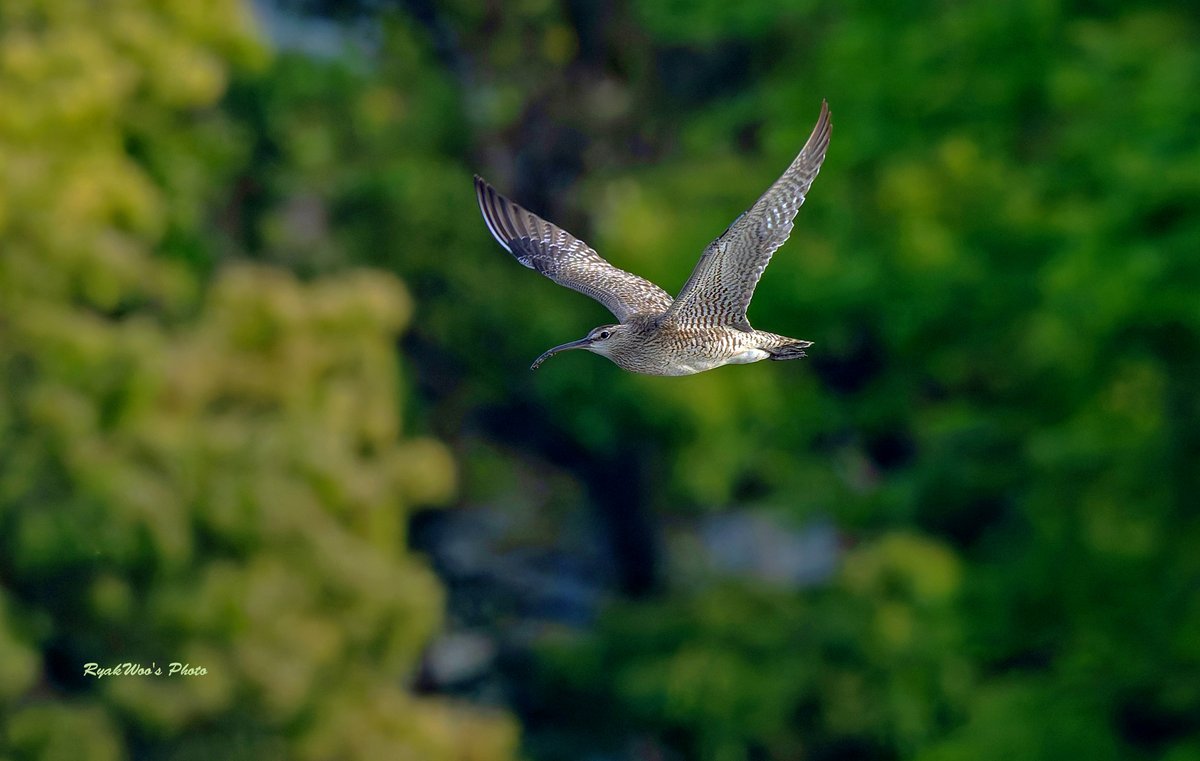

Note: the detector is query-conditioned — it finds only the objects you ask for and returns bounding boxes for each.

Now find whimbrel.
[475,100,831,376]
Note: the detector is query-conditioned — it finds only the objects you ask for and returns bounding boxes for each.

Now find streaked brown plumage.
[475,100,831,376]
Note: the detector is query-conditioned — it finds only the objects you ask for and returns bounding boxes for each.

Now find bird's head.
[530,324,628,370]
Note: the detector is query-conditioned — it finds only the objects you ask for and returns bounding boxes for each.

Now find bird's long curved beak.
[530,337,593,370]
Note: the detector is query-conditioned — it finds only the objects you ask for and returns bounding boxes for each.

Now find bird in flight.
[475,100,831,376]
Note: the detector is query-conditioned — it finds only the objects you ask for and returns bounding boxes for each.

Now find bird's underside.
[475,100,831,376]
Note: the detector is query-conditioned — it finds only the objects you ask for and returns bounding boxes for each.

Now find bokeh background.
[2,0,1198,759]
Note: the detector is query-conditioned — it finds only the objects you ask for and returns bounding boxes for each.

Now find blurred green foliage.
[224,1,1197,759]
[0,1,514,758]
[538,533,968,760]
[3,0,1199,759]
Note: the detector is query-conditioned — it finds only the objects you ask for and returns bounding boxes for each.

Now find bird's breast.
[609,327,770,376]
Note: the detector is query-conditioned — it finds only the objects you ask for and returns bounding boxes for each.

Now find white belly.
[662,348,770,375]
[726,348,771,364]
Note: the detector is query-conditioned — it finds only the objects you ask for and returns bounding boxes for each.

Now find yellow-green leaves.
[0,2,514,759]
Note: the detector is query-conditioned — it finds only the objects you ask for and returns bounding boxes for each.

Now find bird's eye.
[598,330,611,339]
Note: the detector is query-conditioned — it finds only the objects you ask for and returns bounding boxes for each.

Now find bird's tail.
[765,338,813,361]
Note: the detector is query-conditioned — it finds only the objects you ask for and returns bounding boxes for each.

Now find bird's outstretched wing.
[475,176,674,323]
[663,100,831,332]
